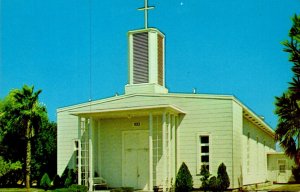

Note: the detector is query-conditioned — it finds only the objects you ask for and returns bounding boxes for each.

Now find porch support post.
[167,113,171,189]
[175,115,179,171]
[162,112,167,191]
[149,113,153,191]
[78,117,82,185]
[89,118,94,191]
[171,115,176,181]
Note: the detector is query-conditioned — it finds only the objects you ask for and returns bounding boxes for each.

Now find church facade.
[57,26,277,190]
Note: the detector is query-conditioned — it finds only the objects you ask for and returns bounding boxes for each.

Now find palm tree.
[275,92,300,165]
[12,85,45,190]
[275,14,300,166]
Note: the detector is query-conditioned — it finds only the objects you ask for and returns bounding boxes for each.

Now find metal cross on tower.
[138,0,154,29]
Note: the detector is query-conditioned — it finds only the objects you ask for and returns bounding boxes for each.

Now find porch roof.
[70,104,185,119]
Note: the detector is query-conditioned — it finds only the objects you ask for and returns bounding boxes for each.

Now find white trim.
[88,118,94,191]
[162,112,167,191]
[148,30,158,84]
[128,33,133,84]
[71,104,185,116]
[171,114,176,182]
[77,117,82,185]
[97,120,102,177]
[149,113,153,190]
[196,133,211,174]
[167,113,171,188]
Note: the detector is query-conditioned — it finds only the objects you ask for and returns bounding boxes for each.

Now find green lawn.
[0,188,45,192]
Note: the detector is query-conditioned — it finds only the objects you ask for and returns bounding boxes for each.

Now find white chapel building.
[57,4,279,191]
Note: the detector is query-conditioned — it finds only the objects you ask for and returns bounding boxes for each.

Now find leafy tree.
[292,166,300,182]
[275,14,300,165]
[0,157,22,177]
[217,163,230,191]
[0,85,46,189]
[0,160,23,186]
[175,162,193,192]
[31,121,57,180]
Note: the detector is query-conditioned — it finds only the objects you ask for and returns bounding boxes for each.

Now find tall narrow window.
[74,139,80,170]
[200,135,210,171]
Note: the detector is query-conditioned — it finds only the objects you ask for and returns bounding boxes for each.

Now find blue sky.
[1,0,300,128]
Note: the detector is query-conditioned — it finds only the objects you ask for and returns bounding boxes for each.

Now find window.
[278,160,286,173]
[198,135,210,172]
[74,139,80,169]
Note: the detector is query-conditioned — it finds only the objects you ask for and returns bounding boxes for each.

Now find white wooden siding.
[232,101,243,188]
[57,111,79,175]
[99,117,148,188]
[57,93,275,189]
[242,118,276,185]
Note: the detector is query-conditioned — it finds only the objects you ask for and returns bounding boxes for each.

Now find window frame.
[197,133,211,174]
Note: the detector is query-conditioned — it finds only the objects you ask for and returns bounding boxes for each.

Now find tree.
[0,157,22,177]
[3,85,45,190]
[175,162,193,192]
[275,14,300,165]
[31,121,57,180]
[217,163,230,191]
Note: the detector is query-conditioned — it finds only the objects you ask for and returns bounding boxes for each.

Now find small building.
[267,152,296,184]
[57,3,278,191]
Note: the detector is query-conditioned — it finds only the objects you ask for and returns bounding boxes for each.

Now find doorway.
[122,130,149,190]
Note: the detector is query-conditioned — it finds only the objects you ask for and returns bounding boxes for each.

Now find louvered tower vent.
[125,28,168,94]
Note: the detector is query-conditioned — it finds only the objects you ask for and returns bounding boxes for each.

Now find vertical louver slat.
[157,34,164,86]
[133,32,149,84]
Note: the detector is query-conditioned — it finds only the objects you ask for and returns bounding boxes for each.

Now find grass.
[0,188,45,192]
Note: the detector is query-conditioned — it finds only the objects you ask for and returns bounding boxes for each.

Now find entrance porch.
[72,105,185,191]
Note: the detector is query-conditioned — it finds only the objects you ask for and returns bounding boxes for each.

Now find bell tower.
[125,0,168,94]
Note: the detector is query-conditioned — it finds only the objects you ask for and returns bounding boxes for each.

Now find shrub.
[200,165,210,191]
[40,173,51,190]
[217,162,230,191]
[175,162,193,192]
[53,174,63,188]
[69,184,88,192]
[110,187,134,192]
[292,165,300,182]
[0,157,22,187]
[52,184,88,192]
[208,176,219,191]
[52,189,71,192]
[64,169,76,187]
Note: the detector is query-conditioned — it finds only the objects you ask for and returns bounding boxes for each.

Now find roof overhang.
[243,108,275,138]
[71,104,185,119]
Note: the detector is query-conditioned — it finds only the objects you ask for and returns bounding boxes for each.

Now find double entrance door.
[123,131,149,190]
